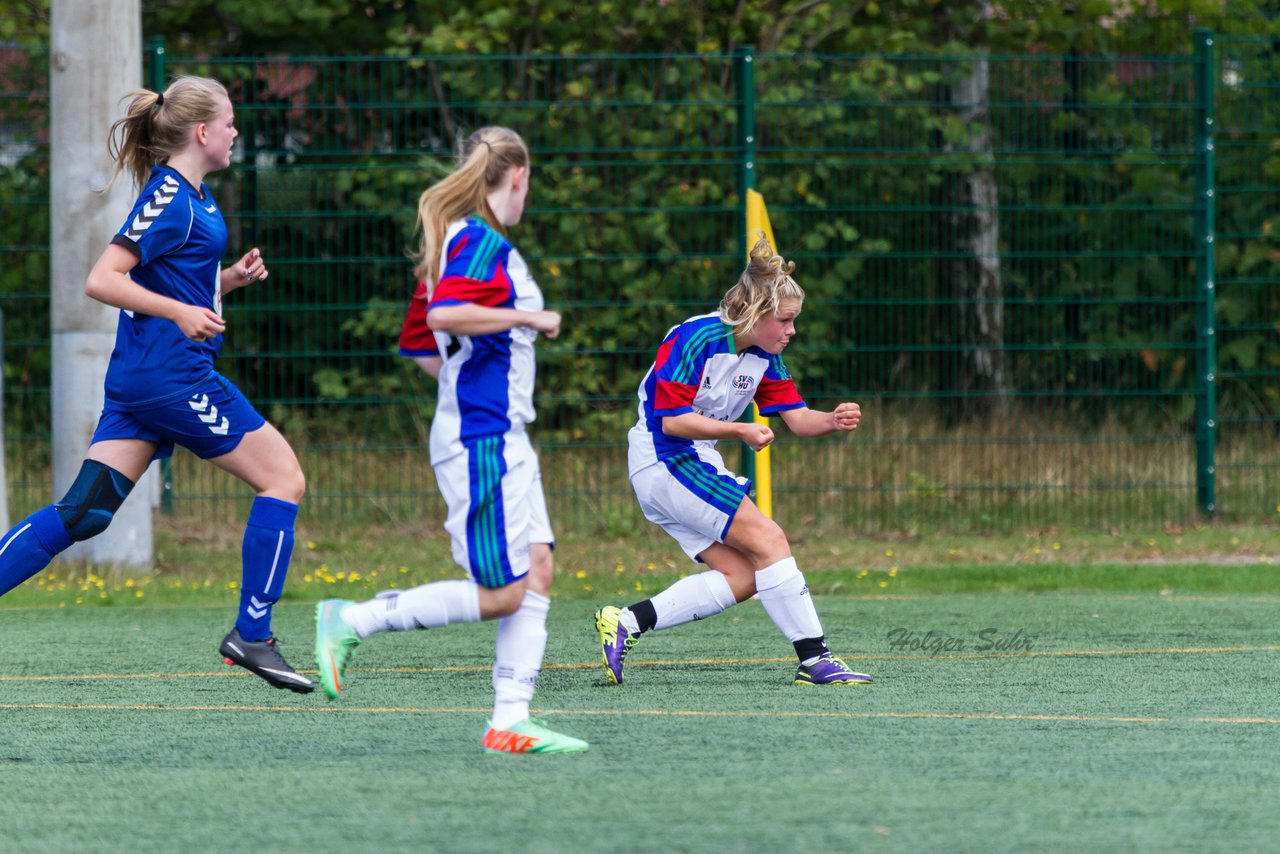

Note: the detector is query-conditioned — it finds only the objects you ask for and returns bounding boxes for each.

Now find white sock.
[618,608,641,635]
[342,579,481,638]
[491,590,549,729]
[650,571,737,631]
[754,557,824,642]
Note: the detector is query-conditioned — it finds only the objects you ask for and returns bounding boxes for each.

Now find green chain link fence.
[1,36,1276,535]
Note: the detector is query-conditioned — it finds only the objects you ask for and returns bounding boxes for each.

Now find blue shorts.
[92,373,267,461]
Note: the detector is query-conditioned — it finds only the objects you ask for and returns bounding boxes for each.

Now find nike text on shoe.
[314,598,362,699]
[219,628,315,693]
[793,653,874,686]
[481,717,589,755]
[594,605,638,685]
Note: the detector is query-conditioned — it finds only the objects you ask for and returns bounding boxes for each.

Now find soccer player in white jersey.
[315,127,587,755]
[594,236,874,687]
[0,77,313,692]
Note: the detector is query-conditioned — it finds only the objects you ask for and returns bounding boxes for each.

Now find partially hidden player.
[315,127,587,754]
[593,236,875,687]
[0,77,313,693]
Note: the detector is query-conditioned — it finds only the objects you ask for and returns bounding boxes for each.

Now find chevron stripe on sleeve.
[124,175,181,242]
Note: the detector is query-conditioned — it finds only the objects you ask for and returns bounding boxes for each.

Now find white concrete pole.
[50,0,154,568]
[0,311,8,531]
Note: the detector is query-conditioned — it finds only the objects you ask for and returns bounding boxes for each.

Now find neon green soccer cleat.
[594,605,638,685]
[314,598,361,699]
[482,717,589,755]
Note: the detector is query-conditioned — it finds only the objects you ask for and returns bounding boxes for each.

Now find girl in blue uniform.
[0,77,313,693]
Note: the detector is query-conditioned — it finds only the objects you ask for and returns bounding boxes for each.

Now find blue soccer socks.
[236,496,299,641]
[0,506,73,597]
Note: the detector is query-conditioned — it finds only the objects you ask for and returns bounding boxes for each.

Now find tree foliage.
[2,0,1279,442]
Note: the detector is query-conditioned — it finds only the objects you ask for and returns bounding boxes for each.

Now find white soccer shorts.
[433,430,553,588]
[630,447,750,561]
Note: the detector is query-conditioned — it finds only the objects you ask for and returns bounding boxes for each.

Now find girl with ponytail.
[0,76,313,694]
[316,127,588,755]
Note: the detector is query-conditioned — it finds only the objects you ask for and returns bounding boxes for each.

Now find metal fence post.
[735,45,757,494]
[1193,29,1217,516]
[147,35,175,515]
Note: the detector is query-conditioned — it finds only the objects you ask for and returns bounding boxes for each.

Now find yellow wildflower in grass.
[575,570,586,579]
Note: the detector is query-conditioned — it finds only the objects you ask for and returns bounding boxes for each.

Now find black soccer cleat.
[219,628,315,694]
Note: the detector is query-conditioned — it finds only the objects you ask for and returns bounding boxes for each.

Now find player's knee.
[54,460,135,542]
[739,517,789,566]
[284,465,306,503]
[527,544,554,593]
[483,582,526,618]
[760,518,789,554]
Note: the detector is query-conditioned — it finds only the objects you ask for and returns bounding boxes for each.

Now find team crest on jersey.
[732,374,756,393]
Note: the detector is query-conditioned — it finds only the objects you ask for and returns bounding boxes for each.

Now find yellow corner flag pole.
[745,189,775,519]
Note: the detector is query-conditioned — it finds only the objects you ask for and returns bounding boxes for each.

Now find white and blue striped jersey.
[105,165,228,409]
[426,217,543,464]
[627,312,805,477]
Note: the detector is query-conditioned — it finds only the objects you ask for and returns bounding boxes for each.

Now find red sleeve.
[651,335,698,414]
[398,280,439,357]
[755,376,804,413]
[428,222,515,309]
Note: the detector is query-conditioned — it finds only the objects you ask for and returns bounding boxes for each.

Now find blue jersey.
[104,166,228,409]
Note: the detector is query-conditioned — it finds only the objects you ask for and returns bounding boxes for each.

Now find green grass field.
[4,579,1280,852]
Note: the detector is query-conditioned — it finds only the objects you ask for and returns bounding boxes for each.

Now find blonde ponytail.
[105,76,229,192]
[412,126,530,290]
